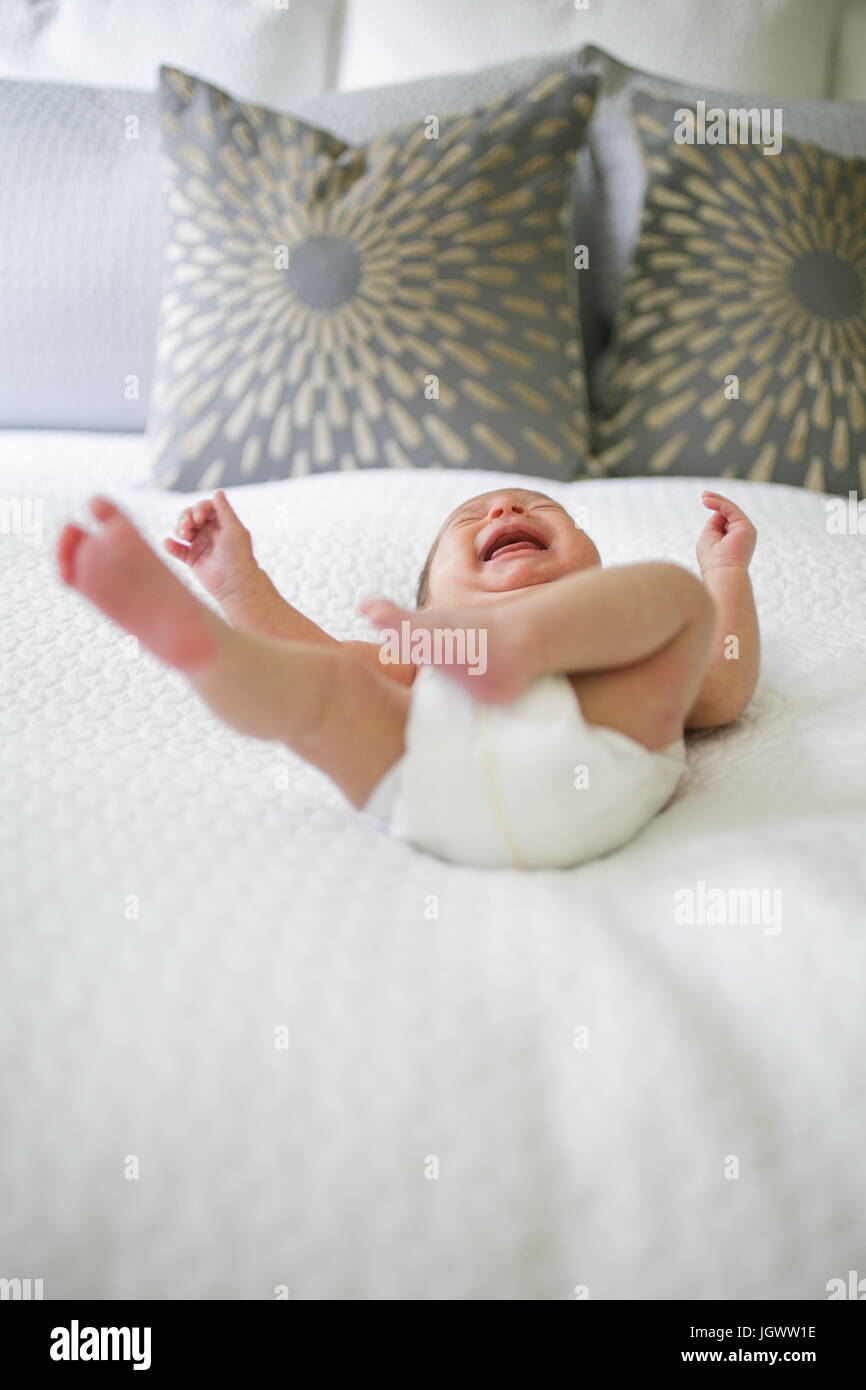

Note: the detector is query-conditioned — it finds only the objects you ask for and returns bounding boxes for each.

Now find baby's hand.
[164,489,256,602]
[696,491,757,574]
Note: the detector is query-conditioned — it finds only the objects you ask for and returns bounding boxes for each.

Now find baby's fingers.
[701,510,727,535]
[702,490,749,522]
[192,499,216,527]
[163,537,190,564]
[213,488,237,520]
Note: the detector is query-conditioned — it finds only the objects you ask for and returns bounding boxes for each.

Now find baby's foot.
[164,489,256,603]
[360,596,524,704]
[58,498,216,670]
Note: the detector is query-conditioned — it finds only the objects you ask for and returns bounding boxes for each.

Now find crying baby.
[57,485,759,868]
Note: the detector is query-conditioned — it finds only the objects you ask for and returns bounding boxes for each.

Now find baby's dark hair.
[415,534,440,608]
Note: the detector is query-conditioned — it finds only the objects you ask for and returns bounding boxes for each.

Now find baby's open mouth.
[481,526,549,562]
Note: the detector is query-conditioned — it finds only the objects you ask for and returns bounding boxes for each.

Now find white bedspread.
[1,429,864,1300]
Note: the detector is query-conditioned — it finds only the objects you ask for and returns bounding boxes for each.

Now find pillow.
[336,0,841,100]
[0,0,342,105]
[594,92,866,496]
[0,76,163,430]
[0,52,596,434]
[147,65,597,490]
[0,51,594,432]
[573,46,866,400]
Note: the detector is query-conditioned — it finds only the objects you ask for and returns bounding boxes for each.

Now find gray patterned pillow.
[594,91,866,497]
[573,45,866,408]
[148,65,597,490]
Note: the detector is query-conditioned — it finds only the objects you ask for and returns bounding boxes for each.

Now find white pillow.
[337,0,841,99]
[0,0,342,105]
[833,0,866,98]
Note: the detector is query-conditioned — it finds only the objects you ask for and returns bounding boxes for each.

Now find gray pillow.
[573,45,866,405]
[594,91,866,497]
[0,51,594,434]
[147,64,598,490]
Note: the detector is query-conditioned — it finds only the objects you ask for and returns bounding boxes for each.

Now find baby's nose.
[488,501,525,519]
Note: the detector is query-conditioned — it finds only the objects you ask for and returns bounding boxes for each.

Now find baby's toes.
[89,496,123,524]
[57,523,89,585]
[360,597,406,628]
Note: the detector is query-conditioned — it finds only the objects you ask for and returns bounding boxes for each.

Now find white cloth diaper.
[363,666,686,870]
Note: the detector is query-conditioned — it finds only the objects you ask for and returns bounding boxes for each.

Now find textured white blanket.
[1,431,864,1299]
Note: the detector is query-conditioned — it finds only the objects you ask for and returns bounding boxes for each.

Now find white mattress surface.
[1,429,864,1299]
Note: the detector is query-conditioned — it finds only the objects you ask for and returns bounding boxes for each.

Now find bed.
[2,428,864,1299]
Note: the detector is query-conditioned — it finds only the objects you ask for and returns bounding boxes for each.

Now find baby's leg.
[365,561,715,751]
[58,500,409,807]
[568,610,714,751]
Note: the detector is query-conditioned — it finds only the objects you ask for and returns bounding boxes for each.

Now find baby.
[57,486,759,869]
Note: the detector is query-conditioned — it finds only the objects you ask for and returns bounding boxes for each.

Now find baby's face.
[425,488,601,607]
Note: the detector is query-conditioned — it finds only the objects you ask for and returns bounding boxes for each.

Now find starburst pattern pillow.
[595,91,866,497]
[147,65,597,490]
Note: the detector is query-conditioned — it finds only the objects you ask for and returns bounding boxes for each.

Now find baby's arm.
[166,493,415,681]
[685,492,760,729]
[217,564,340,645]
[686,566,759,728]
[165,491,338,646]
